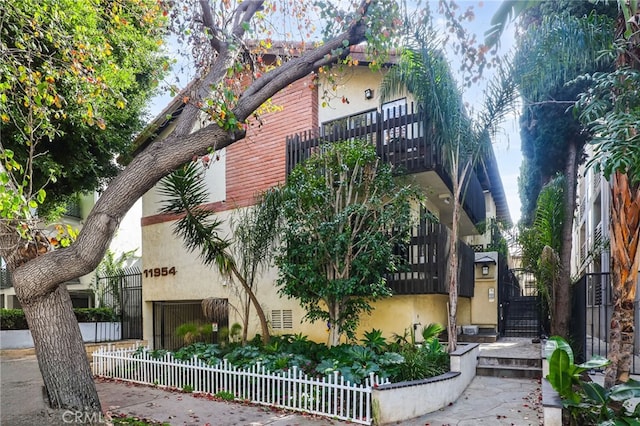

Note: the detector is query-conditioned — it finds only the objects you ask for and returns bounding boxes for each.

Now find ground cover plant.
[545,336,640,424]
[135,326,449,385]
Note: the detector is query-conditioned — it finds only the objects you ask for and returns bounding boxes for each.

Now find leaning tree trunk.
[553,140,579,338]
[229,263,270,344]
[604,171,640,388]
[19,284,101,414]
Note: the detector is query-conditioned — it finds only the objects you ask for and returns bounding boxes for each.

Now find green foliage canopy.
[513,9,614,223]
[0,0,167,216]
[275,139,422,343]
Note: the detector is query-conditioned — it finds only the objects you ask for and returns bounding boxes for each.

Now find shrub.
[75,307,118,322]
[175,322,213,345]
[545,336,640,425]
[0,309,28,330]
[158,327,449,386]
[1,307,118,330]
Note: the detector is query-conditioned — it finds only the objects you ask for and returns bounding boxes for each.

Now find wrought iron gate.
[153,299,229,351]
[96,267,143,340]
[498,262,544,338]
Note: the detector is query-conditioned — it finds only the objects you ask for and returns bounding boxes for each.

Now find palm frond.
[158,162,234,275]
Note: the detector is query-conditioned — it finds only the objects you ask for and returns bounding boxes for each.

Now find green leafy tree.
[575,1,640,387]
[490,0,640,387]
[0,0,166,413]
[0,0,399,416]
[498,4,614,338]
[275,139,422,347]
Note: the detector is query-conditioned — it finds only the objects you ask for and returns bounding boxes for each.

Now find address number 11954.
[144,267,177,278]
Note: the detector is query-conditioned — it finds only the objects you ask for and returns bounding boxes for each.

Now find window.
[381,98,407,120]
[381,98,408,145]
[271,309,293,329]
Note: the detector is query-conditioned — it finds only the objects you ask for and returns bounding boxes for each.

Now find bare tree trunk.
[605,171,640,388]
[242,295,250,344]
[229,263,270,343]
[447,182,461,353]
[328,302,342,347]
[553,141,578,338]
[20,284,101,414]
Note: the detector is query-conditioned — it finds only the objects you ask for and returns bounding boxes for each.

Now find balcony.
[285,102,486,235]
[387,218,475,297]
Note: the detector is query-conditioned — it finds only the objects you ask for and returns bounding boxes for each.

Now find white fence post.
[92,345,377,425]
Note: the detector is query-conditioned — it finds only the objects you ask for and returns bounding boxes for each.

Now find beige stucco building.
[139,63,511,350]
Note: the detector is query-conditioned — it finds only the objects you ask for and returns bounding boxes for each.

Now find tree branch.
[232,0,263,40]
[199,0,223,54]
[10,0,380,301]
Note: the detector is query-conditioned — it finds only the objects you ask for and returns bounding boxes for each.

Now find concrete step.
[459,333,499,343]
[478,355,541,369]
[476,354,542,379]
[476,364,542,379]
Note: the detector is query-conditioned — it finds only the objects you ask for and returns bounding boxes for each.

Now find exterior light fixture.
[438,193,451,204]
[482,265,489,276]
[364,88,373,99]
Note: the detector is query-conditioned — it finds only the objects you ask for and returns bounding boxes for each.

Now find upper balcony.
[285,102,486,236]
[387,218,475,297]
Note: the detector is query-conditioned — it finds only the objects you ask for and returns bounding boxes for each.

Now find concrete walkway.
[1,338,543,425]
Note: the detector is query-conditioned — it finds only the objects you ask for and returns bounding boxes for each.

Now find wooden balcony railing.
[285,102,486,227]
[387,219,475,297]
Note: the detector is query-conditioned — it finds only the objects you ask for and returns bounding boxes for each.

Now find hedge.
[0,307,118,330]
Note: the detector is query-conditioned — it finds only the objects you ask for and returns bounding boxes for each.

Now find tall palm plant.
[380,17,516,350]
[158,162,271,344]
[575,1,640,386]
[518,175,566,333]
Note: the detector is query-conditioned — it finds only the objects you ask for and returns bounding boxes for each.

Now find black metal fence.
[153,300,229,351]
[572,273,640,374]
[285,101,486,227]
[96,267,143,341]
[0,268,12,289]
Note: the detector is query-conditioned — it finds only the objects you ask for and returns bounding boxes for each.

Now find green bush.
[1,307,118,330]
[0,309,28,330]
[161,327,449,385]
[545,336,640,425]
[74,307,119,323]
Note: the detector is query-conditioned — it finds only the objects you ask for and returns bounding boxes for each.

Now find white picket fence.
[92,345,386,425]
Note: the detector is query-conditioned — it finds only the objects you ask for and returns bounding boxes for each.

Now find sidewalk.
[1,339,543,425]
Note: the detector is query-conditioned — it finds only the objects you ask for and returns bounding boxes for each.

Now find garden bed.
[372,342,479,424]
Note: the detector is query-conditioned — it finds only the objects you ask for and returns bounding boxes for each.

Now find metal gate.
[153,299,229,351]
[96,267,143,340]
[572,273,639,373]
[498,260,544,338]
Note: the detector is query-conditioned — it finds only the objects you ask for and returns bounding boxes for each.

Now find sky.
[146,0,524,226]
[443,0,523,225]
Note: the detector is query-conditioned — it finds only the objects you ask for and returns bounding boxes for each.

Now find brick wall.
[224,77,318,210]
